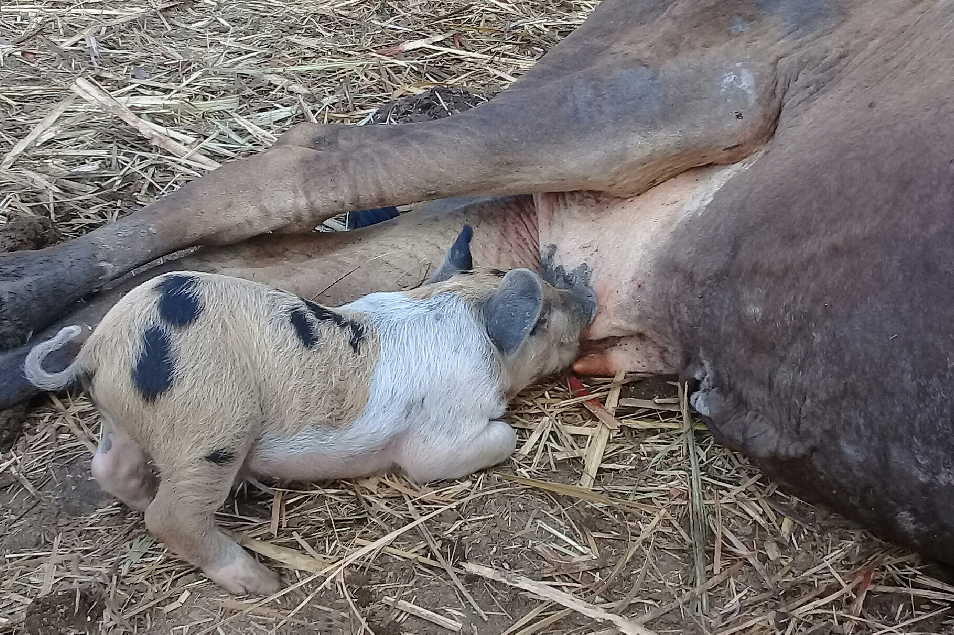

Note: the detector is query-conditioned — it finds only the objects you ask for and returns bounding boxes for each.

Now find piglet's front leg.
[398,419,517,483]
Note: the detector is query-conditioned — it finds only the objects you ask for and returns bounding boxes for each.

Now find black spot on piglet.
[289,306,319,348]
[133,326,174,402]
[303,299,366,353]
[157,275,203,327]
[205,448,236,465]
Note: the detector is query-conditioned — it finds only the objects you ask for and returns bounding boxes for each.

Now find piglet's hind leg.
[144,445,280,596]
[401,419,517,483]
[90,416,157,512]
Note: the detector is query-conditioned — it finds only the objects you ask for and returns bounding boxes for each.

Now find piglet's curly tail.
[23,325,89,392]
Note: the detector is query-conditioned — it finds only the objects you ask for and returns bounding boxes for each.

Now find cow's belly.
[535,157,761,376]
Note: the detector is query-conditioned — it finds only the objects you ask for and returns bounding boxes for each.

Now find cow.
[3,0,954,567]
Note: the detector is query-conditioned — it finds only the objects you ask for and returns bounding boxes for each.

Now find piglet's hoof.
[205,555,282,596]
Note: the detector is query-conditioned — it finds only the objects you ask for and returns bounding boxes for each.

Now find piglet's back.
[85,272,378,457]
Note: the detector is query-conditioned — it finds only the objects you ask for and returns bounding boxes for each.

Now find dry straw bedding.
[1,1,952,633]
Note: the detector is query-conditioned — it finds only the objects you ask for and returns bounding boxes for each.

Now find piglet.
[23,226,593,595]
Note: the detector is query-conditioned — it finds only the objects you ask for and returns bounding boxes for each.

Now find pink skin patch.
[534,161,761,377]
[535,189,683,377]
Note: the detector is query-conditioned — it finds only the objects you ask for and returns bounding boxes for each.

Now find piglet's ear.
[483,269,544,356]
[428,225,474,284]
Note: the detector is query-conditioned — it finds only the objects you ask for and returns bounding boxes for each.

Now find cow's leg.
[0,0,789,346]
[1,196,540,410]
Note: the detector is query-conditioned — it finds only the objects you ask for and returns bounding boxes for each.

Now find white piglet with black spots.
[23,225,593,595]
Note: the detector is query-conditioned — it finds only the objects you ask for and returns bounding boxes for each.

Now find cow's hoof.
[0,336,83,410]
[0,245,101,351]
[0,216,73,351]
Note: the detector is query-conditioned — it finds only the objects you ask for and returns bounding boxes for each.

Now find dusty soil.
[369,86,490,125]
[22,586,104,635]
[0,216,60,256]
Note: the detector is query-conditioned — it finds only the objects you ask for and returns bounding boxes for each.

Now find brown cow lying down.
[22,228,591,594]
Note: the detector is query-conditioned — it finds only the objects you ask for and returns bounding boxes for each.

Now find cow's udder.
[534,158,762,377]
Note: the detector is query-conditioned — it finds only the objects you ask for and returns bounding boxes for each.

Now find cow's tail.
[23,325,90,392]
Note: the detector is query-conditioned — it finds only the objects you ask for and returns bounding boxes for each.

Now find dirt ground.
[2,1,954,634]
